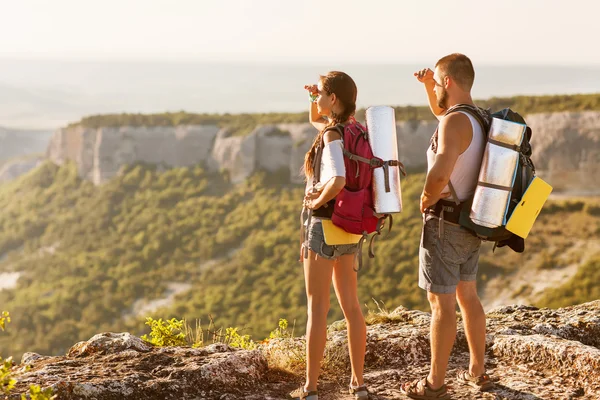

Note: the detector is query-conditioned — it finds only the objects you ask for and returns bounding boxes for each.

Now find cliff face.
[527,111,600,192]
[45,111,600,190]
[46,120,439,185]
[8,300,600,399]
[46,125,220,184]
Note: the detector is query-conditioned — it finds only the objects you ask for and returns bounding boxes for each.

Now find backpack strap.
[302,124,346,260]
[354,235,368,272]
[368,214,392,257]
[343,150,407,191]
[431,104,490,154]
[447,181,460,206]
[432,104,489,205]
[302,129,329,259]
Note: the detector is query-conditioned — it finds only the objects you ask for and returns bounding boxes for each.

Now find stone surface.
[528,111,600,193]
[7,301,600,399]
[45,120,438,185]
[45,112,600,191]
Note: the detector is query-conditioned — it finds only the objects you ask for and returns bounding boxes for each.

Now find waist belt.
[312,199,335,219]
[425,199,463,225]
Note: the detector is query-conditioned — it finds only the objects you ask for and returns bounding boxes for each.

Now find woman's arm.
[309,101,328,131]
[305,84,328,131]
[305,129,345,208]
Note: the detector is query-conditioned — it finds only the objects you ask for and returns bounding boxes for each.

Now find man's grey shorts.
[308,220,358,259]
[419,215,482,294]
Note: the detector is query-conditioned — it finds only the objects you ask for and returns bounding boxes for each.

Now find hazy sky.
[1,0,596,65]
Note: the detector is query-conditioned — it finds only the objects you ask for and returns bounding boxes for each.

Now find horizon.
[1,61,600,130]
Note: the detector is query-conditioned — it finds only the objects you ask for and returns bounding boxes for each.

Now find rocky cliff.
[526,111,600,193]
[46,112,600,190]
[6,301,600,399]
[46,120,439,185]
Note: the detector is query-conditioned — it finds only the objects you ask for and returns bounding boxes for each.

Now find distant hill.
[0,126,53,162]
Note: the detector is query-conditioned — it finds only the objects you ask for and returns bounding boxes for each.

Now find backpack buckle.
[369,157,384,167]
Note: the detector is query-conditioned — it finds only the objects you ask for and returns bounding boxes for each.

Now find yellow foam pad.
[321,220,363,245]
[506,177,553,239]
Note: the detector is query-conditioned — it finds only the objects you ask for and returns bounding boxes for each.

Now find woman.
[290,71,369,400]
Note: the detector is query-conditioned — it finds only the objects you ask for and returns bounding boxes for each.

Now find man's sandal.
[456,370,493,391]
[349,385,369,399]
[400,377,450,399]
[289,386,318,400]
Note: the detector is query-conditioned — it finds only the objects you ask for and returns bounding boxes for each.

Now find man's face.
[433,67,448,109]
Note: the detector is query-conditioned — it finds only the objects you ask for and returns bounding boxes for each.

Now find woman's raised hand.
[304,84,318,95]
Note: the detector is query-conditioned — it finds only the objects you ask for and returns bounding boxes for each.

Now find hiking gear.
[349,384,369,399]
[301,120,406,271]
[400,378,450,399]
[306,220,359,260]
[321,219,363,245]
[470,117,527,229]
[289,387,318,400]
[456,370,494,391]
[366,106,403,214]
[429,104,537,253]
[505,176,553,239]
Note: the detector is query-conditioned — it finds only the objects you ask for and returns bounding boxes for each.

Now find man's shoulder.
[439,112,472,135]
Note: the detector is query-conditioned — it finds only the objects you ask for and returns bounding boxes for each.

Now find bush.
[585,203,600,216]
[0,312,9,331]
[141,318,186,347]
[224,327,256,350]
[1,357,16,395]
[22,385,57,400]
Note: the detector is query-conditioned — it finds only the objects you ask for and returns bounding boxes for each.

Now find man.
[401,53,493,399]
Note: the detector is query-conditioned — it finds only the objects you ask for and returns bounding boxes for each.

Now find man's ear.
[444,76,451,89]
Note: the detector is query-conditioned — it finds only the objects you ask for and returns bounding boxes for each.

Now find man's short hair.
[435,53,475,91]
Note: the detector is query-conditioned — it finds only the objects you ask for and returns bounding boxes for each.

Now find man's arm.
[414,68,446,121]
[420,113,472,213]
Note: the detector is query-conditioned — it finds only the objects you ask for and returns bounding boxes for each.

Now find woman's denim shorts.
[307,220,359,259]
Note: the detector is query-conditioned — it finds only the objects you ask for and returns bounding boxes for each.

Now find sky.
[1,0,597,65]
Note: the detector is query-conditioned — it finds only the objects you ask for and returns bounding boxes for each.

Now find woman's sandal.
[456,370,493,391]
[349,385,369,399]
[289,386,318,400]
[400,377,450,399]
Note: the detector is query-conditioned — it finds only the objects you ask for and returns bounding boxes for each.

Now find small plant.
[22,384,57,400]
[0,311,10,331]
[269,318,294,339]
[183,317,225,348]
[141,317,187,347]
[184,319,206,348]
[1,356,16,395]
[224,327,256,350]
[364,299,411,326]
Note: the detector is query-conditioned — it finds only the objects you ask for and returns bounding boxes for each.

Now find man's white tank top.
[426,111,486,202]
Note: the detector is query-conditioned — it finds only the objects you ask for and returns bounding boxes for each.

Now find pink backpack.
[302,121,405,270]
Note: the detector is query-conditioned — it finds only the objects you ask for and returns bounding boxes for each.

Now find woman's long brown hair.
[304,71,357,179]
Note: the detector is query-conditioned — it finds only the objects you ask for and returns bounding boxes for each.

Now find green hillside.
[0,162,598,361]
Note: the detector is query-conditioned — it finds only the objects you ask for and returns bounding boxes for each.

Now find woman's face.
[316,80,335,117]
